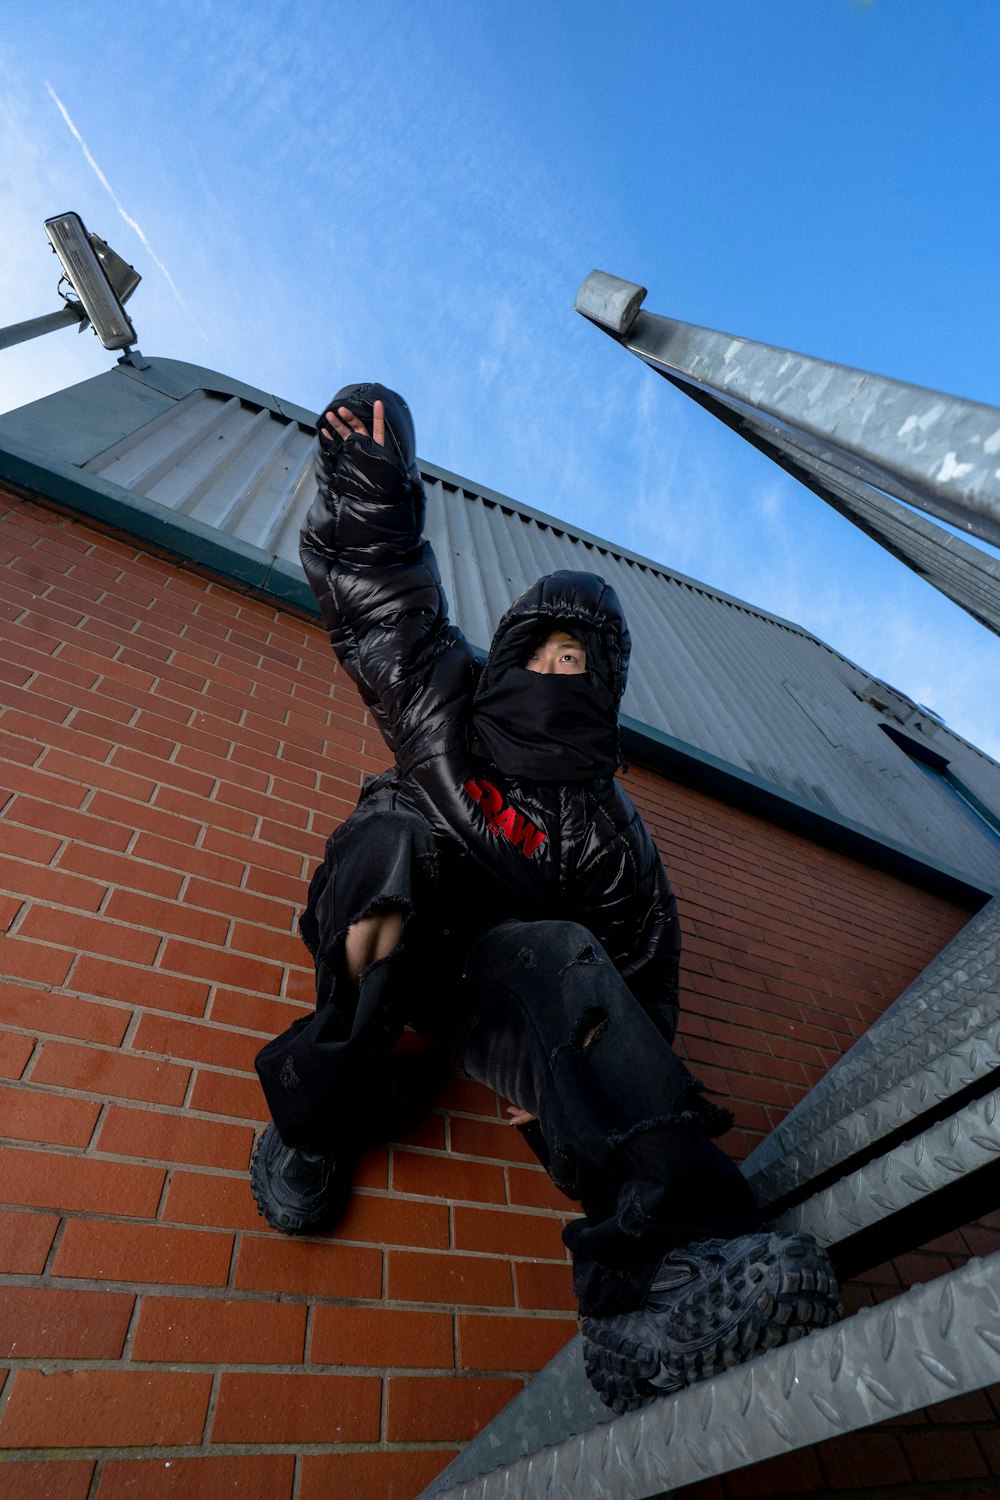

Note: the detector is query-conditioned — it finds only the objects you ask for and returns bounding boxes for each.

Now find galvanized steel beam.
[422,1251,1000,1500]
[745,897,1000,1205]
[575,271,1000,551]
[712,402,1000,636]
[773,1082,1000,1249]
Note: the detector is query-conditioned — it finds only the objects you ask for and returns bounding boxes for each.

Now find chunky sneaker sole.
[582,1230,842,1413]
[249,1122,351,1236]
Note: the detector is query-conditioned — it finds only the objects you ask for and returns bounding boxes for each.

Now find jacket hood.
[477,571,631,708]
[319,382,419,478]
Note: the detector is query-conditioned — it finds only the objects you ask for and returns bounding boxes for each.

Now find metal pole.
[0,305,87,352]
[575,272,1000,551]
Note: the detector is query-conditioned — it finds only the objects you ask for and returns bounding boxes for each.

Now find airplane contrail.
[46,82,187,310]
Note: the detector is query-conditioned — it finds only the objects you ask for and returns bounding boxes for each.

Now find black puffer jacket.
[300,383,681,1042]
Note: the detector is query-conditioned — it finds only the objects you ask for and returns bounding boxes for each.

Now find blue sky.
[1,0,998,757]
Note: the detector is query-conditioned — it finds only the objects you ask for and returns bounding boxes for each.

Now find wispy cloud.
[45,82,187,311]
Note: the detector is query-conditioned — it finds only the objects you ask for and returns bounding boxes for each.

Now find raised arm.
[299,383,476,768]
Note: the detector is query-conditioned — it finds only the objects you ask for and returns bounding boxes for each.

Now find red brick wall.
[0,486,982,1499]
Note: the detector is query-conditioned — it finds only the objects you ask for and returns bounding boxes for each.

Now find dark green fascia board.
[620,715,995,906]
[0,438,318,616]
[1,433,992,907]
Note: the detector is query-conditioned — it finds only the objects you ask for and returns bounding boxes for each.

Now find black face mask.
[471,668,620,783]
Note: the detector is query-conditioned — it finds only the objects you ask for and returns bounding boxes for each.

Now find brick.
[723,1443,825,1497]
[6,793,132,851]
[132,1012,260,1071]
[0,1368,212,1447]
[0,820,61,866]
[153,782,257,837]
[311,1305,454,1369]
[0,1081,100,1147]
[818,1428,913,1488]
[902,1429,990,1481]
[453,1205,568,1261]
[0,1027,33,1078]
[386,1374,522,1441]
[1,855,106,912]
[212,1371,381,1444]
[0,1208,59,1272]
[506,1165,576,1212]
[0,700,58,756]
[396,1112,448,1151]
[103,888,230,946]
[176,745,268,794]
[184,876,296,931]
[130,830,245,885]
[97,1455,296,1500]
[299,1452,456,1500]
[387,1250,513,1308]
[336,1191,450,1250]
[0,891,21,931]
[71,710,177,761]
[513,1260,576,1311]
[449,1122,539,1164]
[19,906,159,966]
[112,745,214,799]
[160,937,284,995]
[72,956,208,1018]
[0,681,72,726]
[437,1076,500,1116]
[55,1219,233,1287]
[88,789,202,846]
[234,1235,381,1299]
[188,1069,269,1122]
[31,1040,190,1105]
[162,1170,263,1232]
[202,825,302,877]
[458,1312,574,1372]
[0,1144,164,1215]
[97,1103,253,1171]
[56,842,183,899]
[392,1150,506,1205]
[0,1460,95,1500]
[245,864,311,905]
[0,934,73,987]
[133,1294,306,1364]
[0,1285,134,1359]
[229,920,309,968]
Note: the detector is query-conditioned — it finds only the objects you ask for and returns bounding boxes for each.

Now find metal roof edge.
[110,355,321,427]
[620,715,997,904]
[1,434,993,900]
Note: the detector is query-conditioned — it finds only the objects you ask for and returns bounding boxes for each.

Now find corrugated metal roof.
[2,359,999,888]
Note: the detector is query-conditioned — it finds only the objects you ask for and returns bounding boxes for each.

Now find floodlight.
[44,212,139,350]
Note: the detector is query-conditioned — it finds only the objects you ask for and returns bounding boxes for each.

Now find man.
[252,383,841,1411]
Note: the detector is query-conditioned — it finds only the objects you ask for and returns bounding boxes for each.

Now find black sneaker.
[250,1122,353,1236]
[583,1230,842,1413]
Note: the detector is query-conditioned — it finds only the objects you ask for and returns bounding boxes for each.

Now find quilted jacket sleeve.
[299,430,477,771]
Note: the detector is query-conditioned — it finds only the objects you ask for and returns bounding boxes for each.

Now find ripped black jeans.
[256,796,757,1317]
[458,920,758,1316]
